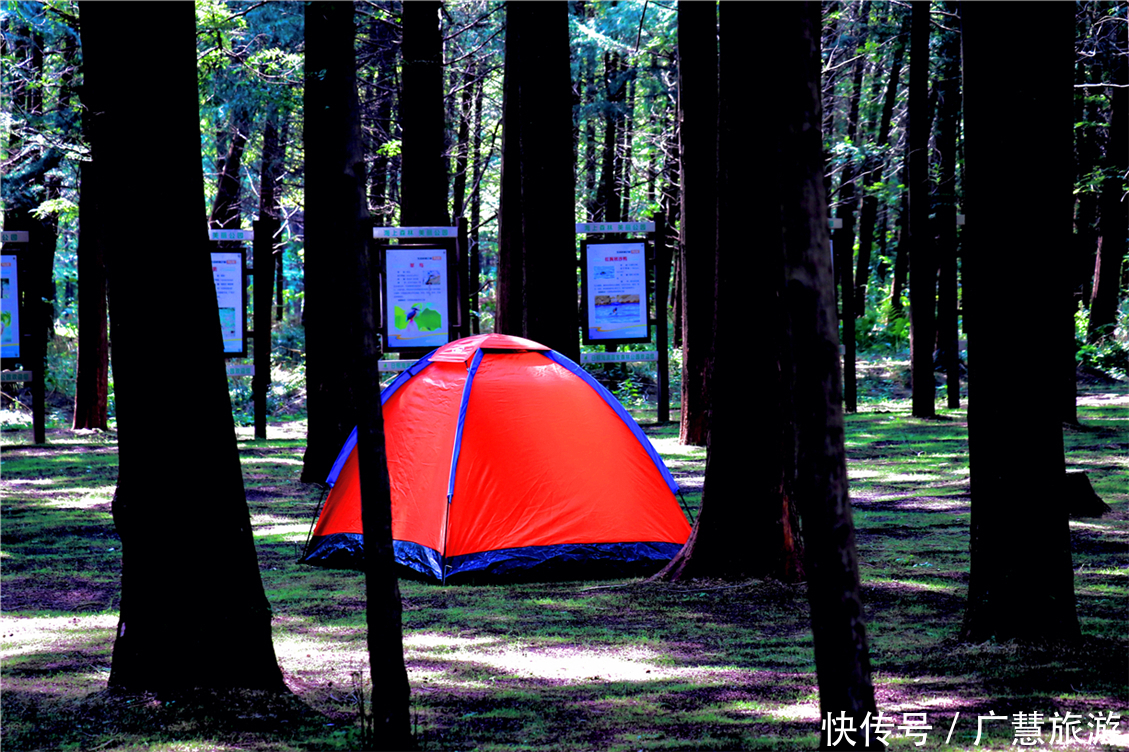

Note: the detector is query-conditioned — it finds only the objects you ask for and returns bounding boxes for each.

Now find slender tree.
[933,5,961,410]
[79,0,284,693]
[907,0,936,418]
[301,2,365,483]
[676,0,717,447]
[496,1,578,361]
[400,0,449,227]
[1087,20,1128,346]
[960,1,1080,643]
[777,2,877,732]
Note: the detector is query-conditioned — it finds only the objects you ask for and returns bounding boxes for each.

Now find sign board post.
[1,230,45,443]
[374,226,460,357]
[576,219,668,422]
[209,228,260,431]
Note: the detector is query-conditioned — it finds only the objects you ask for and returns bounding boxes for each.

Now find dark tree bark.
[450,61,475,222]
[933,7,961,410]
[1088,29,1128,345]
[496,2,578,362]
[210,114,249,232]
[855,10,907,305]
[306,6,415,743]
[960,2,1080,643]
[400,0,448,227]
[777,2,876,731]
[72,150,109,430]
[677,0,717,447]
[833,0,868,415]
[301,2,367,483]
[908,0,936,419]
[79,0,284,693]
[654,0,803,584]
[72,32,110,431]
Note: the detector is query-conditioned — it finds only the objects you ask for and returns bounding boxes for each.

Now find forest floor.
[0,379,1126,751]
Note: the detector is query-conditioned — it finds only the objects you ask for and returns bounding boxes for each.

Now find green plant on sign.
[394,302,442,332]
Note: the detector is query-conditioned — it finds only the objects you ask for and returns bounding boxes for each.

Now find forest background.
[1,0,1125,429]
[0,1,1127,750]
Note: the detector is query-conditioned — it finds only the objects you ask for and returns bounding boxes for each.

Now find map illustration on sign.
[386,247,449,348]
[1,255,20,359]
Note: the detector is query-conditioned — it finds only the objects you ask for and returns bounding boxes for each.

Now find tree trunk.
[72,152,109,430]
[960,2,1080,643]
[301,1,365,483]
[778,2,876,730]
[655,0,803,584]
[210,115,249,232]
[497,2,578,361]
[80,0,284,693]
[933,8,961,411]
[855,10,907,306]
[677,1,717,447]
[400,0,448,227]
[908,0,936,419]
[1088,32,1128,345]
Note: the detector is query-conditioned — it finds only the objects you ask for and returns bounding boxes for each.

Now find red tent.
[302,333,690,583]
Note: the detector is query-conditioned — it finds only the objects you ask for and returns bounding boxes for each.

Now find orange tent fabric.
[302,334,690,582]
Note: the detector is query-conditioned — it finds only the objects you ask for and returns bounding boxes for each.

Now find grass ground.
[1,383,1126,751]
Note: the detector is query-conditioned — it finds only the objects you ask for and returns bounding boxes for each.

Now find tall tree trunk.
[301,1,364,482]
[960,1,1080,643]
[497,2,578,361]
[677,0,717,447]
[908,0,936,418]
[855,10,908,305]
[834,0,868,415]
[933,8,961,411]
[400,0,448,227]
[1088,31,1128,345]
[655,0,803,584]
[210,114,250,232]
[72,138,109,430]
[778,1,876,730]
[80,0,284,692]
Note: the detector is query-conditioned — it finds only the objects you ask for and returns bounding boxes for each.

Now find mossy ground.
[1,384,1125,751]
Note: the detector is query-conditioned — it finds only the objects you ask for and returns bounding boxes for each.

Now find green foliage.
[854,297,910,354]
[1075,302,1129,379]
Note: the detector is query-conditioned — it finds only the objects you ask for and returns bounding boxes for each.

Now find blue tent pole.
[441,348,485,584]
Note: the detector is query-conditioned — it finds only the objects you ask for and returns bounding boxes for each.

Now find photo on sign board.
[581,240,651,345]
[1,254,20,360]
[384,247,450,349]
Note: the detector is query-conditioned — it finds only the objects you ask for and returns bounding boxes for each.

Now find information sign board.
[1,254,20,359]
[384,247,450,349]
[581,240,651,344]
[211,251,247,357]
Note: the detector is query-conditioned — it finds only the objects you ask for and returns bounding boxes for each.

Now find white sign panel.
[584,241,648,342]
[1,255,20,359]
[211,252,245,355]
[385,247,449,349]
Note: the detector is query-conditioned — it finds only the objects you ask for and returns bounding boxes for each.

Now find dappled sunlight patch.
[764,700,820,723]
[42,487,115,510]
[0,613,117,660]
[240,455,305,467]
[865,578,960,596]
